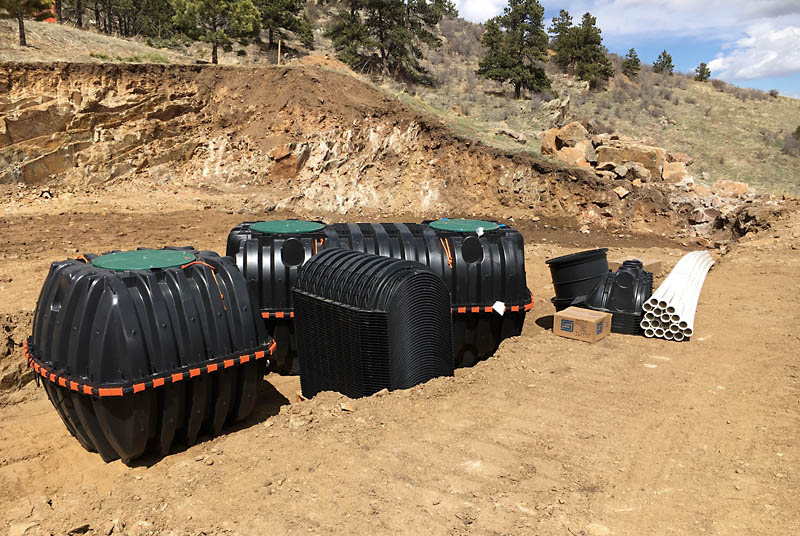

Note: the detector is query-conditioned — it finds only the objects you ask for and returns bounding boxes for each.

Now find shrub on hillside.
[769,89,779,98]
[783,131,800,157]
[711,79,727,92]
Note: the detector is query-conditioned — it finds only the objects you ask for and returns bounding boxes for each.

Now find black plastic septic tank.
[293,249,454,399]
[226,218,533,371]
[227,219,327,373]
[26,248,275,464]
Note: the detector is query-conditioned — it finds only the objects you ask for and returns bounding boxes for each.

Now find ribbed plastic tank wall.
[293,249,454,399]
[227,219,533,371]
[26,248,275,464]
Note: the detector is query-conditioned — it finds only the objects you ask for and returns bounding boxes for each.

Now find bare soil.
[0,195,798,535]
[0,60,797,536]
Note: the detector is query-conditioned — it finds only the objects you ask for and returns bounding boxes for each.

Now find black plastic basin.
[546,248,609,301]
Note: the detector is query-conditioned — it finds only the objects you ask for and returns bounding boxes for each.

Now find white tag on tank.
[492,301,505,315]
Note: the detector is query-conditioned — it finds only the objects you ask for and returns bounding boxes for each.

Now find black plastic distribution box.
[293,249,453,399]
[227,219,533,372]
[26,248,275,464]
[578,259,653,335]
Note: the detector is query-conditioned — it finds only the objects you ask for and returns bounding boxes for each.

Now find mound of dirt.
[0,62,782,241]
[292,53,356,75]
[0,311,33,399]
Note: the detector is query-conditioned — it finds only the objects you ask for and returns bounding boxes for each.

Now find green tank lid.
[91,249,196,271]
[428,219,500,232]
[250,220,325,234]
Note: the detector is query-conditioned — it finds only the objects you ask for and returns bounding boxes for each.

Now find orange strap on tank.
[312,238,325,255]
[181,260,226,310]
[439,238,454,269]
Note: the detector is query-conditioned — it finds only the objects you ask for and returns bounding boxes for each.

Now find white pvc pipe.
[674,332,685,342]
[645,329,655,338]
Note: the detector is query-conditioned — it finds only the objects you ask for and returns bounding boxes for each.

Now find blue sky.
[453,1,800,97]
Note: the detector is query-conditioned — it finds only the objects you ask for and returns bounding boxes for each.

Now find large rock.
[595,141,665,180]
[541,128,559,155]
[556,121,588,147]
[713,180,750,197]
[555,145,591,168]
[667,152,694,166]
[662,161,691,183]
[625,161,652,182]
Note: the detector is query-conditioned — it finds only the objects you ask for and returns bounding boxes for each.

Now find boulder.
[614,164,628,178]
[692,183,712,197]
[583,142,598,163]
[555,145,591,168]
[667,152,694,166]
[595,170,616,181]
[613,186,630,199]
[596,161,616,171]
[541,128,559,155]
[624,162,652,182]
[662,161,691,183]
[713,180,750,197]
[556,121,589,147]
[595,141,665,180]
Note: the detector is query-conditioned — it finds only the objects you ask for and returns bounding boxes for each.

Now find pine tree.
[475,0,550,99]
[552,12,612,88]
[694,62,711,81]
[653,49,674,75]
[0,0,53,45]
[547,8,571,51]
[621,48,640,79]
[257,0,313,48]
[326,0,456,81]
[172,0,259,64]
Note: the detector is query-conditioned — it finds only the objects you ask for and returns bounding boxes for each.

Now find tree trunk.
[104,0,112,34]
[212,42,218,64]
[55,0,62,23]
[76,0,83,28]
[514,82,521,100]
[268,28,274,47]
[17,13,26,47]
[94,1,100,30]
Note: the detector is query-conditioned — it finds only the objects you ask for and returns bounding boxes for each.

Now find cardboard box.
[608,257,663,274]
[554,307,612,343]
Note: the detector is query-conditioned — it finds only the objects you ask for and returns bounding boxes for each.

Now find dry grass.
[409,16,800,195]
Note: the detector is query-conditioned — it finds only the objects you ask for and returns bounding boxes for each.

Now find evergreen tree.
[475,0,550,99]
[621,47,640,79]
[553,12,612,88]
[326,0,456,80]
[0,0,53,45]
[257,0,313,48]
[172,0,259,64]
[694,62,711,81]
[547,8,571,51]
[653,49,674,75]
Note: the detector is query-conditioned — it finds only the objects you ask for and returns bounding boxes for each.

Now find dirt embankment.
[1,61,762,239]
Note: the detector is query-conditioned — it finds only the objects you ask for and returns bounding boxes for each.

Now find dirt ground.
[0,189,797,535]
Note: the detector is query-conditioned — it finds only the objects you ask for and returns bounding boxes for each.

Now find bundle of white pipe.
[640,251,714,341]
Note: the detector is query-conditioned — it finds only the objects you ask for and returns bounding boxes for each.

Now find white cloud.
[708,22,800,79]
[453,0,506,22]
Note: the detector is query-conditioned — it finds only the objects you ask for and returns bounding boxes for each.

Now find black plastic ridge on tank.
[577,260,654,335]
[27,248,274,464]
[226,219,532,372]
[293,249,454,399]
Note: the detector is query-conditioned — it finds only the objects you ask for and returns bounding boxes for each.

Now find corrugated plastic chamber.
[26,248,275,464]
[293,249,454,399]
[227,219,533,372]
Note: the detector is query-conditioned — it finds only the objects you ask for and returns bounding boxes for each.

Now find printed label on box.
[596,321,603,334]
[561,319,574,332]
